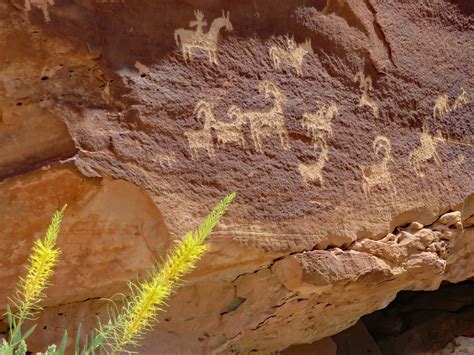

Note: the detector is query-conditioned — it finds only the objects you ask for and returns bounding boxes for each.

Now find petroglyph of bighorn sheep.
[298,135,329,185]
[409,123,444,177]
[302,102,339,137]
[433,88,470,119]
[228,80,290,153]
[184,100,215,159]
[354,71,379,118]
[174,10,232,65]
[269,35,313,76]
[360,136,396,196]
[25,0,55,22]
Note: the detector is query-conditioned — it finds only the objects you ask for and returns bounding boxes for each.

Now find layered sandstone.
[0,0,473,353]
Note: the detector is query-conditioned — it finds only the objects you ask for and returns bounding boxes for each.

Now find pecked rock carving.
[453,88,469,110]
[302,102,339,137]
[228,80,290,153]
[0,1,473,354]
[360,136,396,196]
[409,123,445,177]
[354,70,379,118]
[154,152,178,169]
[298,135,329,185]
[215,107,246,148]
[269,35,313,77]
[24,0,55,22]
[433,88,470,120]
[174,10,232,64]
[184,100,215,159]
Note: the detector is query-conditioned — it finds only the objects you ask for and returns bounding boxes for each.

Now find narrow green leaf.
[74,323,82,355]
[90,334,105,349]
[58,329,68,354]
[21,324,37,342]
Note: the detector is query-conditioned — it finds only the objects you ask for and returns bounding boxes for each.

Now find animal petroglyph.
[218,109,246,148]
[433,94,450,120]
[184,100,215,159]
[354,71,379,118]
[409,124,444,177]
[269,35,313,76]
[453,88,469,110]
[184,99,246,158]
[302,102,339,137]
[433,88,470,119]
[360,136,396,196]
[25,0,55,22]
[298,135,329,185]
[228,80,290,153]
[174,10,232,64]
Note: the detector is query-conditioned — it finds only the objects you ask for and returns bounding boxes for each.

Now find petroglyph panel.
[360,136,396,196]
[269,35,313,76]
[174,10,232,64]
[409,124,444,177]
[354,71,379,118]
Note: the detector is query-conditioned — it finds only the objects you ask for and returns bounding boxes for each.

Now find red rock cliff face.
[0,0,473,353]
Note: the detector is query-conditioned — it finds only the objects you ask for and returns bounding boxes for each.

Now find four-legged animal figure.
[175,10,233,65]
[298,135,329,185]
[269,35,313,76]
[184,100,215,159]
[360,136,396,196]
[409,124,444,177]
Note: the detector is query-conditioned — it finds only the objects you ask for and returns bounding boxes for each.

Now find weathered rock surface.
[437,337,474,354]
[0,0,473,353]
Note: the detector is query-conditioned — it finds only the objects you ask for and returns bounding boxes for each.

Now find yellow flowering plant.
[1,192,235,355]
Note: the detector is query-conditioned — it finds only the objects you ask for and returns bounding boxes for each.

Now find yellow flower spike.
[10,205,67,329]
[97,193,236,353]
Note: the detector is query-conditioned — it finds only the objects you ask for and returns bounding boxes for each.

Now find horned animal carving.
[228,80,290,153]
[433,88,470,119]
[298,135,329,185]
[184,100,215,159]
[302,102,339,137]
[354,71,379,118]
[409,124,444,177]
[269,35,313,76]
[174,10,232,65]
[360,136,396,196]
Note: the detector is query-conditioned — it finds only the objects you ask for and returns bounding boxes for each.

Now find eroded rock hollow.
[0,0,473,353]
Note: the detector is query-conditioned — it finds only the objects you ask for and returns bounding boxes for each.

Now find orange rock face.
[0,0,473,353]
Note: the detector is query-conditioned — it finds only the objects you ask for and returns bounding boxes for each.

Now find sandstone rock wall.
[0,0,473,353]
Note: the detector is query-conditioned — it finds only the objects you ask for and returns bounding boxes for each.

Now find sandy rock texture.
[0,0,473,353]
